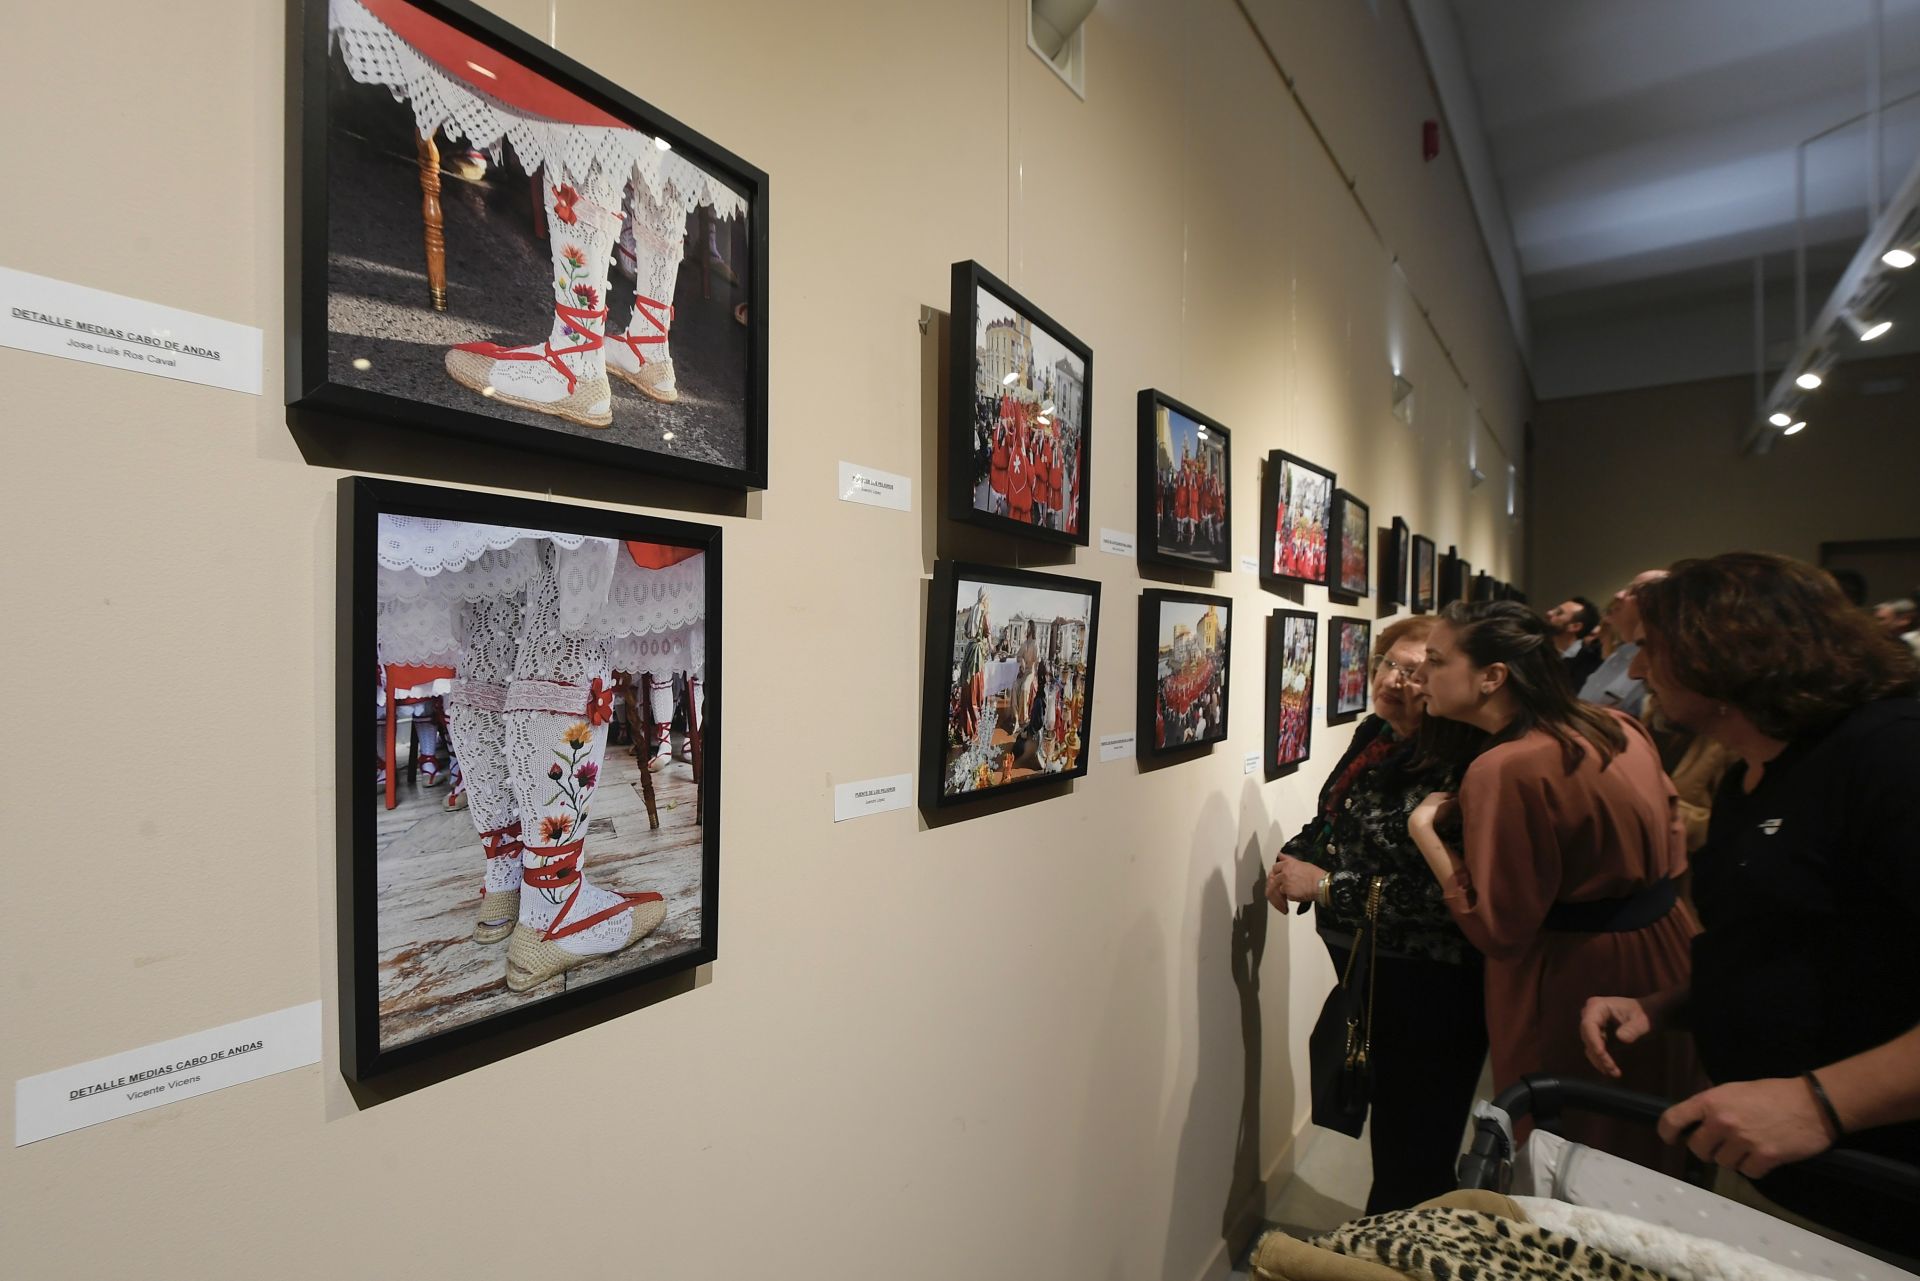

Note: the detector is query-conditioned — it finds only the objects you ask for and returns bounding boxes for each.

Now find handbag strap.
[1360,876,1384,1064]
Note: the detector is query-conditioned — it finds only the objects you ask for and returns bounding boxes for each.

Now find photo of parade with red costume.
[1330,489,1371,597]
[1260,448,1335,588]
[1138,591,1232,755]
[1328,616,1371,725]
[1137,390,1232,572]
[949,261,1093,546]
[921,562,1100,809]
[1265,608,1317,772]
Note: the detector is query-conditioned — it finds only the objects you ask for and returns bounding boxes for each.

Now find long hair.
[1439,599,1627,771]
[1635,552,1920,740]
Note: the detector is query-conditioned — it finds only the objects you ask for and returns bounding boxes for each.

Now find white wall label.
[1239,554,1259,575]
[15,1001,320,1146]
[0,266,263,395]
[833,772,913,821]
[1098,732,1136,762]
[1099,529,1136,557]
[1244,751,1261,775]
[838,462,912,511]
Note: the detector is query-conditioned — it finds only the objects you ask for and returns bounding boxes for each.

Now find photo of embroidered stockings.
[324,0,752,467]
[374,515,709,1049]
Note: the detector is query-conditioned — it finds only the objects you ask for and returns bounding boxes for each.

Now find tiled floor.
[373,745,707,1050]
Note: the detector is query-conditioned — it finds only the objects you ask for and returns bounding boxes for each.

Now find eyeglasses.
[1372,656,1422,684]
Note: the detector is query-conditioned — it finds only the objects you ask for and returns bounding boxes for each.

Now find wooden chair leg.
[384,688,400,811]
[636,673,661,831]
[687,677,703,825]
[416,129,448,311]
[530,174,547,241]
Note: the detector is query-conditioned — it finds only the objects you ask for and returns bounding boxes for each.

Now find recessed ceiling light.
[1795,372,1823,390]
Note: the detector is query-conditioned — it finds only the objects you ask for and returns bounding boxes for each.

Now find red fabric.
[624,541,701,570]
[521,837,664,941]
[990,437,1009,496]
[360,0,628,128]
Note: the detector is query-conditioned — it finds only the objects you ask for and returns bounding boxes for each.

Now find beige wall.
[1530,352,1920,608]
[0,2,1526,1278]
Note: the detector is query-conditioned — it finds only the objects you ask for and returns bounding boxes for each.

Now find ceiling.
[1434,0,1920,399]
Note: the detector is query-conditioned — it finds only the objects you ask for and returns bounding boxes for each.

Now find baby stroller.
[1252,1075,1920,1280]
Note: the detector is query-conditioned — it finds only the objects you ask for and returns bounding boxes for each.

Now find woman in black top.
[1582,553,1920,1260]
[1267,616,1480,1213]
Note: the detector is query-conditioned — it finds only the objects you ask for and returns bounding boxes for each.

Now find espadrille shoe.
[606,293,677,404]
[472,820,525,945]
[506,837,665,992]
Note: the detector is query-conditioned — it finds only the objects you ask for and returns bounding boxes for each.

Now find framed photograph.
[1411,534,1436,613]
[1330,489,1371,597]
[1137,390,1230,572]
[1328,616,1371,725]
[1260,449,1336,588]
[339,476,721,1081]
[922,561,1100,807]
[949,261,1092,545]
[1265,609,1318,773]
[291,0,770,489]
[1138,590,1232,754]
[1386,517,1411,605]
[1439,547,1464,607]
[1472,571,1496,603]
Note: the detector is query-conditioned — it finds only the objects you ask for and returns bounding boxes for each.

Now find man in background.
[1579,571,1666,719]
[1545,595,1603,689]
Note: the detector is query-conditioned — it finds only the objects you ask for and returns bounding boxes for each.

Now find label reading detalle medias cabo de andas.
[67,1040,266,1103]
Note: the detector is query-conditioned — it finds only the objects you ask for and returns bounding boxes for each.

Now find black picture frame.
[1472,571,1496,603]
[921,560,1101,809]
[948,261,1093,546]
[1136,390,1231,572]
[1259,449,1337,590]
[1439,546,1464,607]
[289,0,771,491]
[1138,589,1233,755]
[1330,489,1371,598]
[1327,616,1372,726]
[1265,608,1318,775]
[338,476,722,1082]
[1385,517,1411,605]
[1411,534,1436,613]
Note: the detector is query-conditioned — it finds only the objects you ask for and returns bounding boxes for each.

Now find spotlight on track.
[1784,421,1807,436]
[1845,313,1893,342]
[1883,247,1916,269]
[1795,371,1824,390]
[1768,411,1792,428]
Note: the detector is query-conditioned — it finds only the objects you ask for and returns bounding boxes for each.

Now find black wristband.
[1802,1071,1845,1139]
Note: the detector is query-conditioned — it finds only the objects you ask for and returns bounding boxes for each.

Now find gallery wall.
[1530,349,1920,607]
[0,2,1528,1278]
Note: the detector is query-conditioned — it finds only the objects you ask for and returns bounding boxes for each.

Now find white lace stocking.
[446,594,525,897]
[620,175,690,362]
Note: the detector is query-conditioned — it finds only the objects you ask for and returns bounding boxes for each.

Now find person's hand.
[1266,855,1326,910]
[1580,995,1655,1078]
[1408,791,1457,837]
[1658,1078,1837,1178]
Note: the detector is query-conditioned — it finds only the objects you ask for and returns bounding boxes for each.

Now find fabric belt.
[1542,878,1679,933]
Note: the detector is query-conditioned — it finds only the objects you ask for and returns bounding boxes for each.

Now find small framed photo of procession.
[922,561,1100,809]
[1411,534,1437,613]
[289,0,770,489]
[1328,616,1371,726]
[949,261,1092,546]
[1386,516,1411,606]
[1137,390,1231,572]
[1138,590,1233,756]
[1329,489,1371,598]
[1266,608,1318,774]
[339,476,721,1081]
[1260,449,1336,589]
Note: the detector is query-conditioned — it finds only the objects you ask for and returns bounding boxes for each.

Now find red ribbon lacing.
[453,302,607,394]
[521,838,663,941]
[480,820,524,863]
[606,294,673,366]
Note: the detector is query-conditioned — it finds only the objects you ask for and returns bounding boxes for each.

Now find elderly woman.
[1582,554,1920,1261]
[1267,616,1482,1214]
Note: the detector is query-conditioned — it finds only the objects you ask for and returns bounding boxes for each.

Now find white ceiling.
[1438,0,1920,398]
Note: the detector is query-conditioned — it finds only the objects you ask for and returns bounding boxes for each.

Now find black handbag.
[1308,875,1384,1138]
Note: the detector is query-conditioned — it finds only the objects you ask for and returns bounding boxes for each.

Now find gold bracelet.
[1315,873,1332,910]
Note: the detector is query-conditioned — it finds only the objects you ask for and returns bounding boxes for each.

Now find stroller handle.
[1458,1074,1920,1204]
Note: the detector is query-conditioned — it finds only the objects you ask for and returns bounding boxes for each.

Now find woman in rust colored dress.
[1408,599,1698,1167]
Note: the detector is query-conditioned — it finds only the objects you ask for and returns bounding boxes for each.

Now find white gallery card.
[15,1001,321,1146]
[1244,751,1261,775]
[838,462,912,511]
[833,773,913,822]
[1098,732,1136,762]
[1240,554,1259,575]
[0,266,263,395]
[1099,529,1137,557]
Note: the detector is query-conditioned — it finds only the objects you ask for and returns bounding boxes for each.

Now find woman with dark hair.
[1407,600,1698,1166]
[1265,615,1486,1213]
[1582,553,1920,1261]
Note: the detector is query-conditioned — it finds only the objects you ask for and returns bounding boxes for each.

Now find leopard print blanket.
[1253,1206,1677,1281]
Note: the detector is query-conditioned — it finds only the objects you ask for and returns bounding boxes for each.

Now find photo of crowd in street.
[1332,489,1371,597]
[1139,591,1232,754]
[299,0,767,485]
[1265,608,1317,772]
[1137,391,1231,571]
[1328,616,1371,724]
[950,262,1092,545]
[923,563,1100,807]
[1261,449,1335,586]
